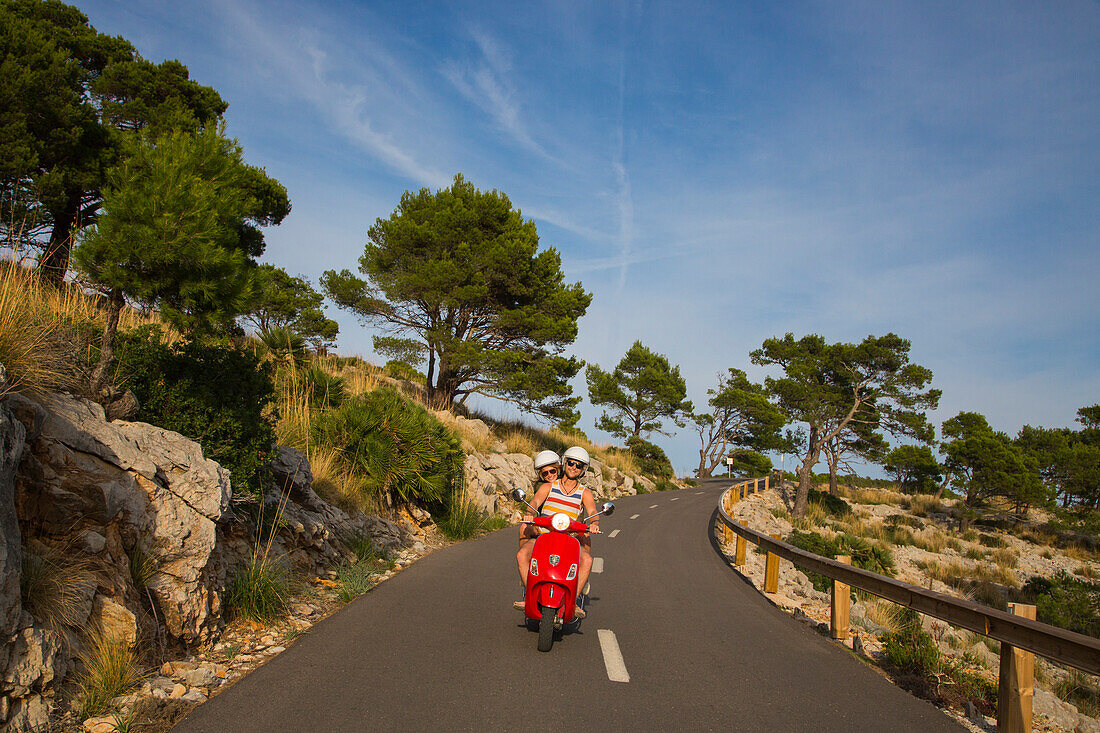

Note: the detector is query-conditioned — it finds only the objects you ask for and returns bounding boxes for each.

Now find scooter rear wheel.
[537,606,555,652]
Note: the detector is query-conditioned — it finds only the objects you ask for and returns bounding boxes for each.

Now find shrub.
[311,387,464,508]
[978,533,1005,548]
[77,626,140,718]
[1019,572,1100,638]
[225,553,290,622]
[300,364,346,409]
[785,530,896,591]
[336,561,378,603]
[881,609,998,713]
[807,488,851,517]
[626,436,674,479]
[905,494,943,517]
[115,326,276,502]
[383,360,425,382]
[885,514,924,529]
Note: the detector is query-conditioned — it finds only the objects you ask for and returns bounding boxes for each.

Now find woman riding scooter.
[513,446,598,618]
[515,450,561,598]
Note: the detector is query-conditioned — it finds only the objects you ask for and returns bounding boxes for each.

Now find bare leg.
[517,538,535,585]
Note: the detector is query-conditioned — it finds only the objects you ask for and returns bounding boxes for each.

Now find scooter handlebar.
[521,516,593,534]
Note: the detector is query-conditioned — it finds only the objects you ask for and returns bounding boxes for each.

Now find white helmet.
[562,446,590,467]
[533,450,560,470]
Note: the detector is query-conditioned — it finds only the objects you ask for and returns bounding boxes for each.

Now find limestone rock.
[104,389,140,422]
[1078,713,1100,733]
[0,402,25,638]
[10,393,231,642]
[80,530,107,554]
[179,667,217,687]
[90,595,138,649]
[1035,688,1080,730]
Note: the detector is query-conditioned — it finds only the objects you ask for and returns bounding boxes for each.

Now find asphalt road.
[173,479,962,732]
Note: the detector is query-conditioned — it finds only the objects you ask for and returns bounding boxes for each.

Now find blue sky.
[74,0,1099,475]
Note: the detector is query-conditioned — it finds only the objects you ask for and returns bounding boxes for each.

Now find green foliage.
[1019,572,1100,638]
[785,530,895,591]
[884,444,944,494]
[722,449,773,478]
[1017,417,1100,510]
[225,553,290,622]
[0,0,228,274]
[626,435,674,479]
[373,336,426,368]
[693,368,794,477]
[115,325,277,501]
[243,265,337,350]
[75,124,287,332]
[880,609,998,712]
[384,360,425,383]
[807,488,852,517]
[322,174,591,422]
[259,326,306,366]
[311,387,464,508]
[941,412,1048,513]
[587,340,692,440]
[436,500,509,541]
[299,363,346,409]
[751,332,940,517]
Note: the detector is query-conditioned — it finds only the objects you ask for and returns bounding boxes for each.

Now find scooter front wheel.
[537,606,555,652]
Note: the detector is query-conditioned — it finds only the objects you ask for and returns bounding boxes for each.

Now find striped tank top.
[538,480,585,531]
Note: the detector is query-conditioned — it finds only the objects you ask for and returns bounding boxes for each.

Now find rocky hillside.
[0,380,659,732]
[723,482,1100,733]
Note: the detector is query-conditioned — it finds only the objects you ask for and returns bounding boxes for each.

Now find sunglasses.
[565,459,586,469]
[539,467,559,476]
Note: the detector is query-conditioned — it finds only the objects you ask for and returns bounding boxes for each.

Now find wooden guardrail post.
[754,477,760,494]
[998,603,1037,733]
[764,534,781,593]
[831,555,852,640]
[734,522,746,567]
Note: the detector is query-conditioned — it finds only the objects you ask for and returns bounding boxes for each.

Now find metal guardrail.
[716,479,1100,676]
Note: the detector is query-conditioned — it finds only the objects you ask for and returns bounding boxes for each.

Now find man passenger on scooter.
[514,446,599,619]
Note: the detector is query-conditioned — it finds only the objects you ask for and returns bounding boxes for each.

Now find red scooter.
[511,488,615,652]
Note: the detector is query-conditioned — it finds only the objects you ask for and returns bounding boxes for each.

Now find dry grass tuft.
[838,485,905,505]
[918,558,1019,590]
[306,445,380,516]
[905,494,944,517]
[596,448,640,476]
[990,547,1019,569]
[21,547,96,636]
[501,427,538,457]
[863,598,907,634]
[77,625,141,718]
[1075,565,1100,581]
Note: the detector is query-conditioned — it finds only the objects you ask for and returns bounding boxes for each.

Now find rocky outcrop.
[9,392,231,643]
[0,399,25,639]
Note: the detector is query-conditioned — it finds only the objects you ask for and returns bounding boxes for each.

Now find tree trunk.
[828,458,839,496]
[696,448,710,478]
[425,348,437,404]
[90,288,124,397]
[793,455,815,517]
[40,194,79,285]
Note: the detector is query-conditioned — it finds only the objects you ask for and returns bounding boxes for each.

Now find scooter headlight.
[551,512,571,532]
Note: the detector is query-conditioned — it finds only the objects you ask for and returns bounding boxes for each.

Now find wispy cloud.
[216,0,451,188]
[442,27,558,162]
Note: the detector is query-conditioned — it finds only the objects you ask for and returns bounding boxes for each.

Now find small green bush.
[436,497,509,541]
[627,436,674,479]
[881,609,998,712]
[336,561,378,603]
[225,554,290,622]
[1019,572,1100,638]
[786,530,896,591]
[725,449,772,478]
[807,488,852,517]
[885,514,924,529]
[311,387,464,508]
[383,360,425,382]
[116,326,276,502]
[301,364,346,409]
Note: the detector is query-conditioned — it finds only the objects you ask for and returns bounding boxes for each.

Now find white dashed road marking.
[629,514,640,520]
[609,529,620,538]
[670,497,679,501]
[649,504,658,509]
[598,629,630,683]
[695,491,704,495]
[592,557,604,573]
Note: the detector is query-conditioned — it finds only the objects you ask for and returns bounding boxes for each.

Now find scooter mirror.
[602,502,615,516]
[512,488,527,503]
